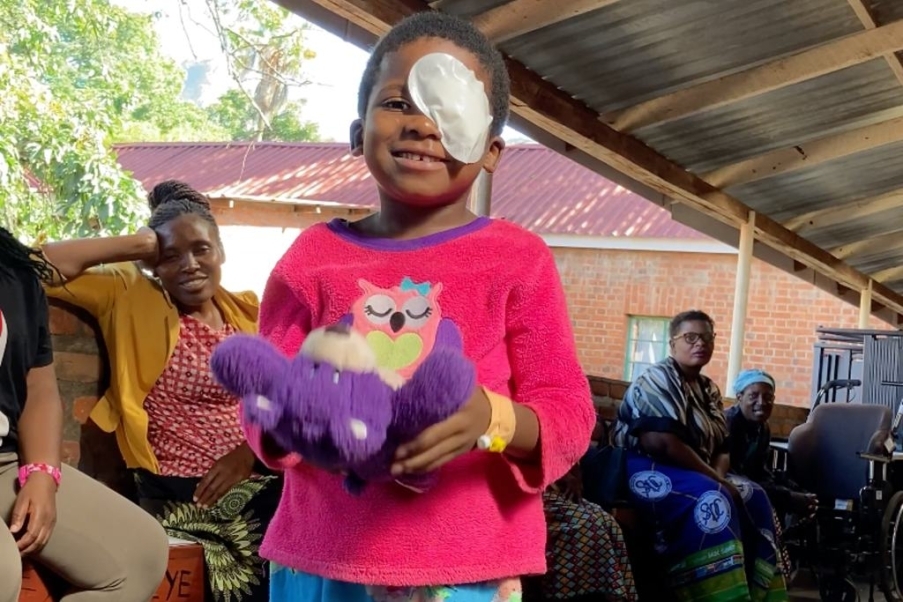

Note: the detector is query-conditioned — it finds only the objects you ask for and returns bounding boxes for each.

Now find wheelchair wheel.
[818,576,858,602]
[880,491,903,601]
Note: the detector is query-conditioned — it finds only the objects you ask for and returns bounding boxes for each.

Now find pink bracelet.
[18,463,62,488]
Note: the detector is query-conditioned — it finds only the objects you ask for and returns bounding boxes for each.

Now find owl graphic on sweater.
[342,277,462,379]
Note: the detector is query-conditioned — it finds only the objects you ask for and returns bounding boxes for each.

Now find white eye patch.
[407,53,493,164]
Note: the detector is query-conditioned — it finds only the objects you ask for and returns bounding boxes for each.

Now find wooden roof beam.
[471,0,622,44]
[832,229,903,261]
[286,0,903,322]
[703,115,903,188]
[846,0,903,87]
[783,187,903,233]
[872,265,903,284]
[605,18,903,133]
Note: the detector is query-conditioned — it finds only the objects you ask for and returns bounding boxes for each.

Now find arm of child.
[240,268,313,470]
[502,243,596,493]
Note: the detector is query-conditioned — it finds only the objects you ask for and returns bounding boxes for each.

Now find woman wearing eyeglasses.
[613,310,789,602]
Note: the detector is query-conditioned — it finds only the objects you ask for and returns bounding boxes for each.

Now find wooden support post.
[860,280,873,329]
[727,212,755,396]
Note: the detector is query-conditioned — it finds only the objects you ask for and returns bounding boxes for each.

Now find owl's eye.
[401,296,433,329]
[363,294,395,324]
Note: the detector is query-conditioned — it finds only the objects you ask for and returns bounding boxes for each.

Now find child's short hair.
[357,11,510,137]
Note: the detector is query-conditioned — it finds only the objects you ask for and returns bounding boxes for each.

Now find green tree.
[0,0,227,242]
[204,0,319,141]
[206,89,319,142]
[1,0,322,243]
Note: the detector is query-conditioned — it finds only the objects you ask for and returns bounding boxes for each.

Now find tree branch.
[202,0,272,131]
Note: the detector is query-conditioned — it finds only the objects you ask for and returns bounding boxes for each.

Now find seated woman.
[613,310,788,602]
[726,369,815,585]
[40,181,282,602]
[538,416,637,602]
[726,369,816,520]
[0,226,169,601]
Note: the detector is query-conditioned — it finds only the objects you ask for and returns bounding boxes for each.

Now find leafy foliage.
[1,0,320,243]
[1,0,156,242]
[203,0,319,141]
[206,90,319,142]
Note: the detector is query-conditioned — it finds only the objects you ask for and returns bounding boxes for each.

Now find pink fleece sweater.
[246,217,594,586]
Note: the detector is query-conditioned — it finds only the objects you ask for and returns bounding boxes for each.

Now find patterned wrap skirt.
[625,451,788,602]
[134,469,283,602]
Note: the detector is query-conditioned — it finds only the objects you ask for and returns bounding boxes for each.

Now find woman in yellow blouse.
[42,181,282,602]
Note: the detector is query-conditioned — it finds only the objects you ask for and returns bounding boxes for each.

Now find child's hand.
[391,388,491,475]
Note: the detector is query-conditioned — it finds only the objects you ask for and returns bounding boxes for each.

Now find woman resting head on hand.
[40,182,282,602]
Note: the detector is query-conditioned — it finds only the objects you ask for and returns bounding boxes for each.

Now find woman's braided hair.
[147,180,218,233]
[0,226,57,283]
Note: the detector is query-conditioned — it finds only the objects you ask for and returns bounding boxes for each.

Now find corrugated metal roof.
[153,0,903,304]
[114,142,704,239]
[636,59,903,174]
[493,0,864,114]
[808,204,903,250]
[726,139,903,221]
[874,0,903,22]
[421,0,903,291]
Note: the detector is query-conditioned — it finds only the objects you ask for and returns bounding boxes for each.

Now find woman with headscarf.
[613,310,788,602]
[726,369,816,519]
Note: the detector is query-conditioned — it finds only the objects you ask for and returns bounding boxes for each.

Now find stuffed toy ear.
[211,334,288,398]
[212,335,292,432]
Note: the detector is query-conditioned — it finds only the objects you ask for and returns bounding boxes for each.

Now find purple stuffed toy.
[210,324,476,494]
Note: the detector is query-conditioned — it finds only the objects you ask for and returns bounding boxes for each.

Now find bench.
[19,537,205,602]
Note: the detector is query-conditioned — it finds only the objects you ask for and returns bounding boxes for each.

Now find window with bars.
[624,316,670,382]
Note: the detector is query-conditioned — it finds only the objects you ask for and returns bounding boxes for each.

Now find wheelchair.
[780,399,903,601]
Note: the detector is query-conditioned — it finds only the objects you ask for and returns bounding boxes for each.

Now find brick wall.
[211,203,891,408]
[45,212,876,475]
[557,247,889,408]
[48,279,811,484]
[48,301,134,496]
[47,301,103,467]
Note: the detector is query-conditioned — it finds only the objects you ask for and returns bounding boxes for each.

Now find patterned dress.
[540,490,637,601]
[136,315,282,602]
[144,317,244,477]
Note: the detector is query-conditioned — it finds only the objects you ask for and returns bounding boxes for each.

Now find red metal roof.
[114,141,704,239]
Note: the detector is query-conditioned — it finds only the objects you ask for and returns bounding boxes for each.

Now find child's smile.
[390,147,449,171]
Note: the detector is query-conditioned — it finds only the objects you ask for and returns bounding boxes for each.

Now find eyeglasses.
[672,332,716,346]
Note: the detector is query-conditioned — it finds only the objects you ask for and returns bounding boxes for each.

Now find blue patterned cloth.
[626,452,787,601]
